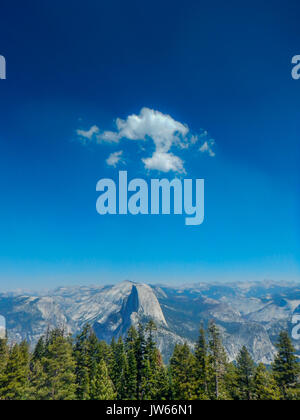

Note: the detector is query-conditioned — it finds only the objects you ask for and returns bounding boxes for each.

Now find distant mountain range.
[0,280,299,363]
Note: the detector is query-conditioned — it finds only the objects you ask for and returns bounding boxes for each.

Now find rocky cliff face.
[0,281,299,364]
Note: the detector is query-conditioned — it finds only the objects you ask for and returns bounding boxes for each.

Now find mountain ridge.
[0,280,299,363]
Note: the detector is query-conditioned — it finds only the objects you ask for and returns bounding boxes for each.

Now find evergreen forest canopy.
[0,321,299,400]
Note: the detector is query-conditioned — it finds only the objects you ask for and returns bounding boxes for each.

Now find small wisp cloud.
[106,151,124,168]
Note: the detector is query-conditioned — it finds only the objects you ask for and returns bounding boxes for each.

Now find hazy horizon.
[1,276,300,295]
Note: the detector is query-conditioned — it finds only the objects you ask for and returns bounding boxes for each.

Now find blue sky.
[0,0,300,290]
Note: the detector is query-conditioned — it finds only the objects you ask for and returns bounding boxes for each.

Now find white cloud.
[115,107,188,148]
[77,108,215,173]
[106,151,124,168]
[143,151,185,173]
[77,125,99,141]
[99,107,190,172]
[199,139,216,157]
[98,130,120,143]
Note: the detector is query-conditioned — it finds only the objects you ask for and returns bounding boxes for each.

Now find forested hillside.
[0,321,299,400]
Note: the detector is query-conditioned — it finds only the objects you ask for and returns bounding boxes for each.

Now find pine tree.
[74,325,91,400]
[97,339,113,367]
[252,364,281,400]
[140,357,153,400]
[90,359,116,400]
[272,331,300,399]
[136,323,146,399]
[29,336,48,399]
[125,326,138,353]
[28,359,48,400]
[140,321,159,400]
[124,326,138,400]
[284,386,300,400]
[207,321,228,400]
[145,320,157,368]
[32,336,46,362]
[0,342,30,400]
[151,351,171,400]
[235,346,255,400]
[0,338,8,400]
[0,338,8,376]
[194,325,209,399]
[42,330,76,400]
[125,346,138,400]
[170,343,197,399]
[110,336,127,399]
[88,331,105,381]
[224,362,239,400]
